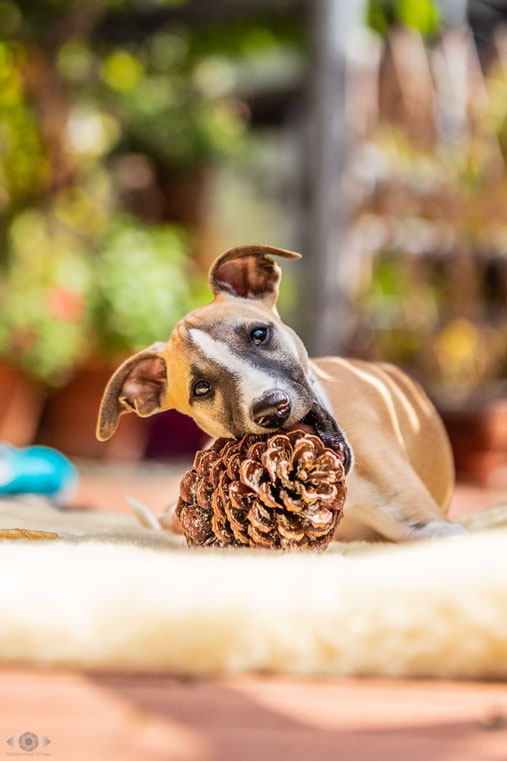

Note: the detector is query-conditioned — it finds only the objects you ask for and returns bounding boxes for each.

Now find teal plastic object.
[0,444,78,503]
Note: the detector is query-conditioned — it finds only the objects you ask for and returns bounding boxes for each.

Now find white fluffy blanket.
[1,500,507,679]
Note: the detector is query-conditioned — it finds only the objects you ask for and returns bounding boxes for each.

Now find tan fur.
[97,244,463,543]
[311,357,455,541]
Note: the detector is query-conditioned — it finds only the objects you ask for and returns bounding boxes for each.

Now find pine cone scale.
[258,481,280,508]
[180,470,199,504]
[239,460,264,492]
[280,489,304,513]
[248,501,275,532]
[178,502,213,545]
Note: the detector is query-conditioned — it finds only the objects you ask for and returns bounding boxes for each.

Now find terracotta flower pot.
[36,363,149,461]
[0,361,45,447]
[440,397,507,485]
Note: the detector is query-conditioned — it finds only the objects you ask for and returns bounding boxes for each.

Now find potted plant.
[37,217,208,460]
[0,207,92,446]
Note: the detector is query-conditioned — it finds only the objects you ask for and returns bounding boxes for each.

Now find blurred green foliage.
[0,0,465,392]
[91,218,208,354]
[368,0,441,37]
[0,0,304,384]
[354,27,507,400]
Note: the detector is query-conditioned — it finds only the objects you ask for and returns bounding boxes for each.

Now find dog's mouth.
[286,406,353,475]
[291,408,321,434]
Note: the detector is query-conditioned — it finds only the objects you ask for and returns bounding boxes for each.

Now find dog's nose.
[251,392,291,428]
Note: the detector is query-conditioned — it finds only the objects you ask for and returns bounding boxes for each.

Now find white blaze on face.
[188,328,295,431]
[189,328,281,395]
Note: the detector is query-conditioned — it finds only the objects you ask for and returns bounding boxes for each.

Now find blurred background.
[0,0,505,510]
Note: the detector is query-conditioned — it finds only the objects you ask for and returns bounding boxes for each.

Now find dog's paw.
[410,521,468,541]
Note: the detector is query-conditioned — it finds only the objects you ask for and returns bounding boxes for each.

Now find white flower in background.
[66,106,119,156]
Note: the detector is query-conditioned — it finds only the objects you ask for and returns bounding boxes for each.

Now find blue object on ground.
[0,444,78,503]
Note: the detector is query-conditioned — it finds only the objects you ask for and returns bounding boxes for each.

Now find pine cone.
[176,430,346,551]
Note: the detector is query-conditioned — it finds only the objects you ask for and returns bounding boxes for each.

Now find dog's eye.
[250,326,270,345]
[193,380,211,397]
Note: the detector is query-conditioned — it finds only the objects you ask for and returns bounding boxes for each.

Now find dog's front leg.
[342,463,467,542]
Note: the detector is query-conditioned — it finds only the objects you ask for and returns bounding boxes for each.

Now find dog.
[97,244,466,542]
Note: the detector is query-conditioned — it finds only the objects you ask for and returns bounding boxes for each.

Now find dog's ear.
[209,244,301,308]
[96,342,169,441]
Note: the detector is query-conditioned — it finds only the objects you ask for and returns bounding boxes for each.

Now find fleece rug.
[0,499,506,679]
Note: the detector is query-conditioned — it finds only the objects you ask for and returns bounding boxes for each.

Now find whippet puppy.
[97,245,465,542]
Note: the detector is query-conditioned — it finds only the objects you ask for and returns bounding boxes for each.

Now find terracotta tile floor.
[1,671,507,760]
[1,462,506,760]
[70,459,507,520]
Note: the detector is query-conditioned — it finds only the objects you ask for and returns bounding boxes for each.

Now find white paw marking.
[410,521,468,540]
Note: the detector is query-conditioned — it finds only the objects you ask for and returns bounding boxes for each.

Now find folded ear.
[96,342,169,442]
[209,244,301,308]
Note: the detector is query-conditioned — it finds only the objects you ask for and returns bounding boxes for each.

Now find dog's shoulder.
[309,355,439,432]
[310,357,430,406]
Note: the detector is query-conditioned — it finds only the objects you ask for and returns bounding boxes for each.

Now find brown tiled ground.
[2,463,506,760]
[1,671,507,761]
[70,460,190,515]
[70,460,506,519]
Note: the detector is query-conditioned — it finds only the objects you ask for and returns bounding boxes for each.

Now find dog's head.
[97,244,353,472]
